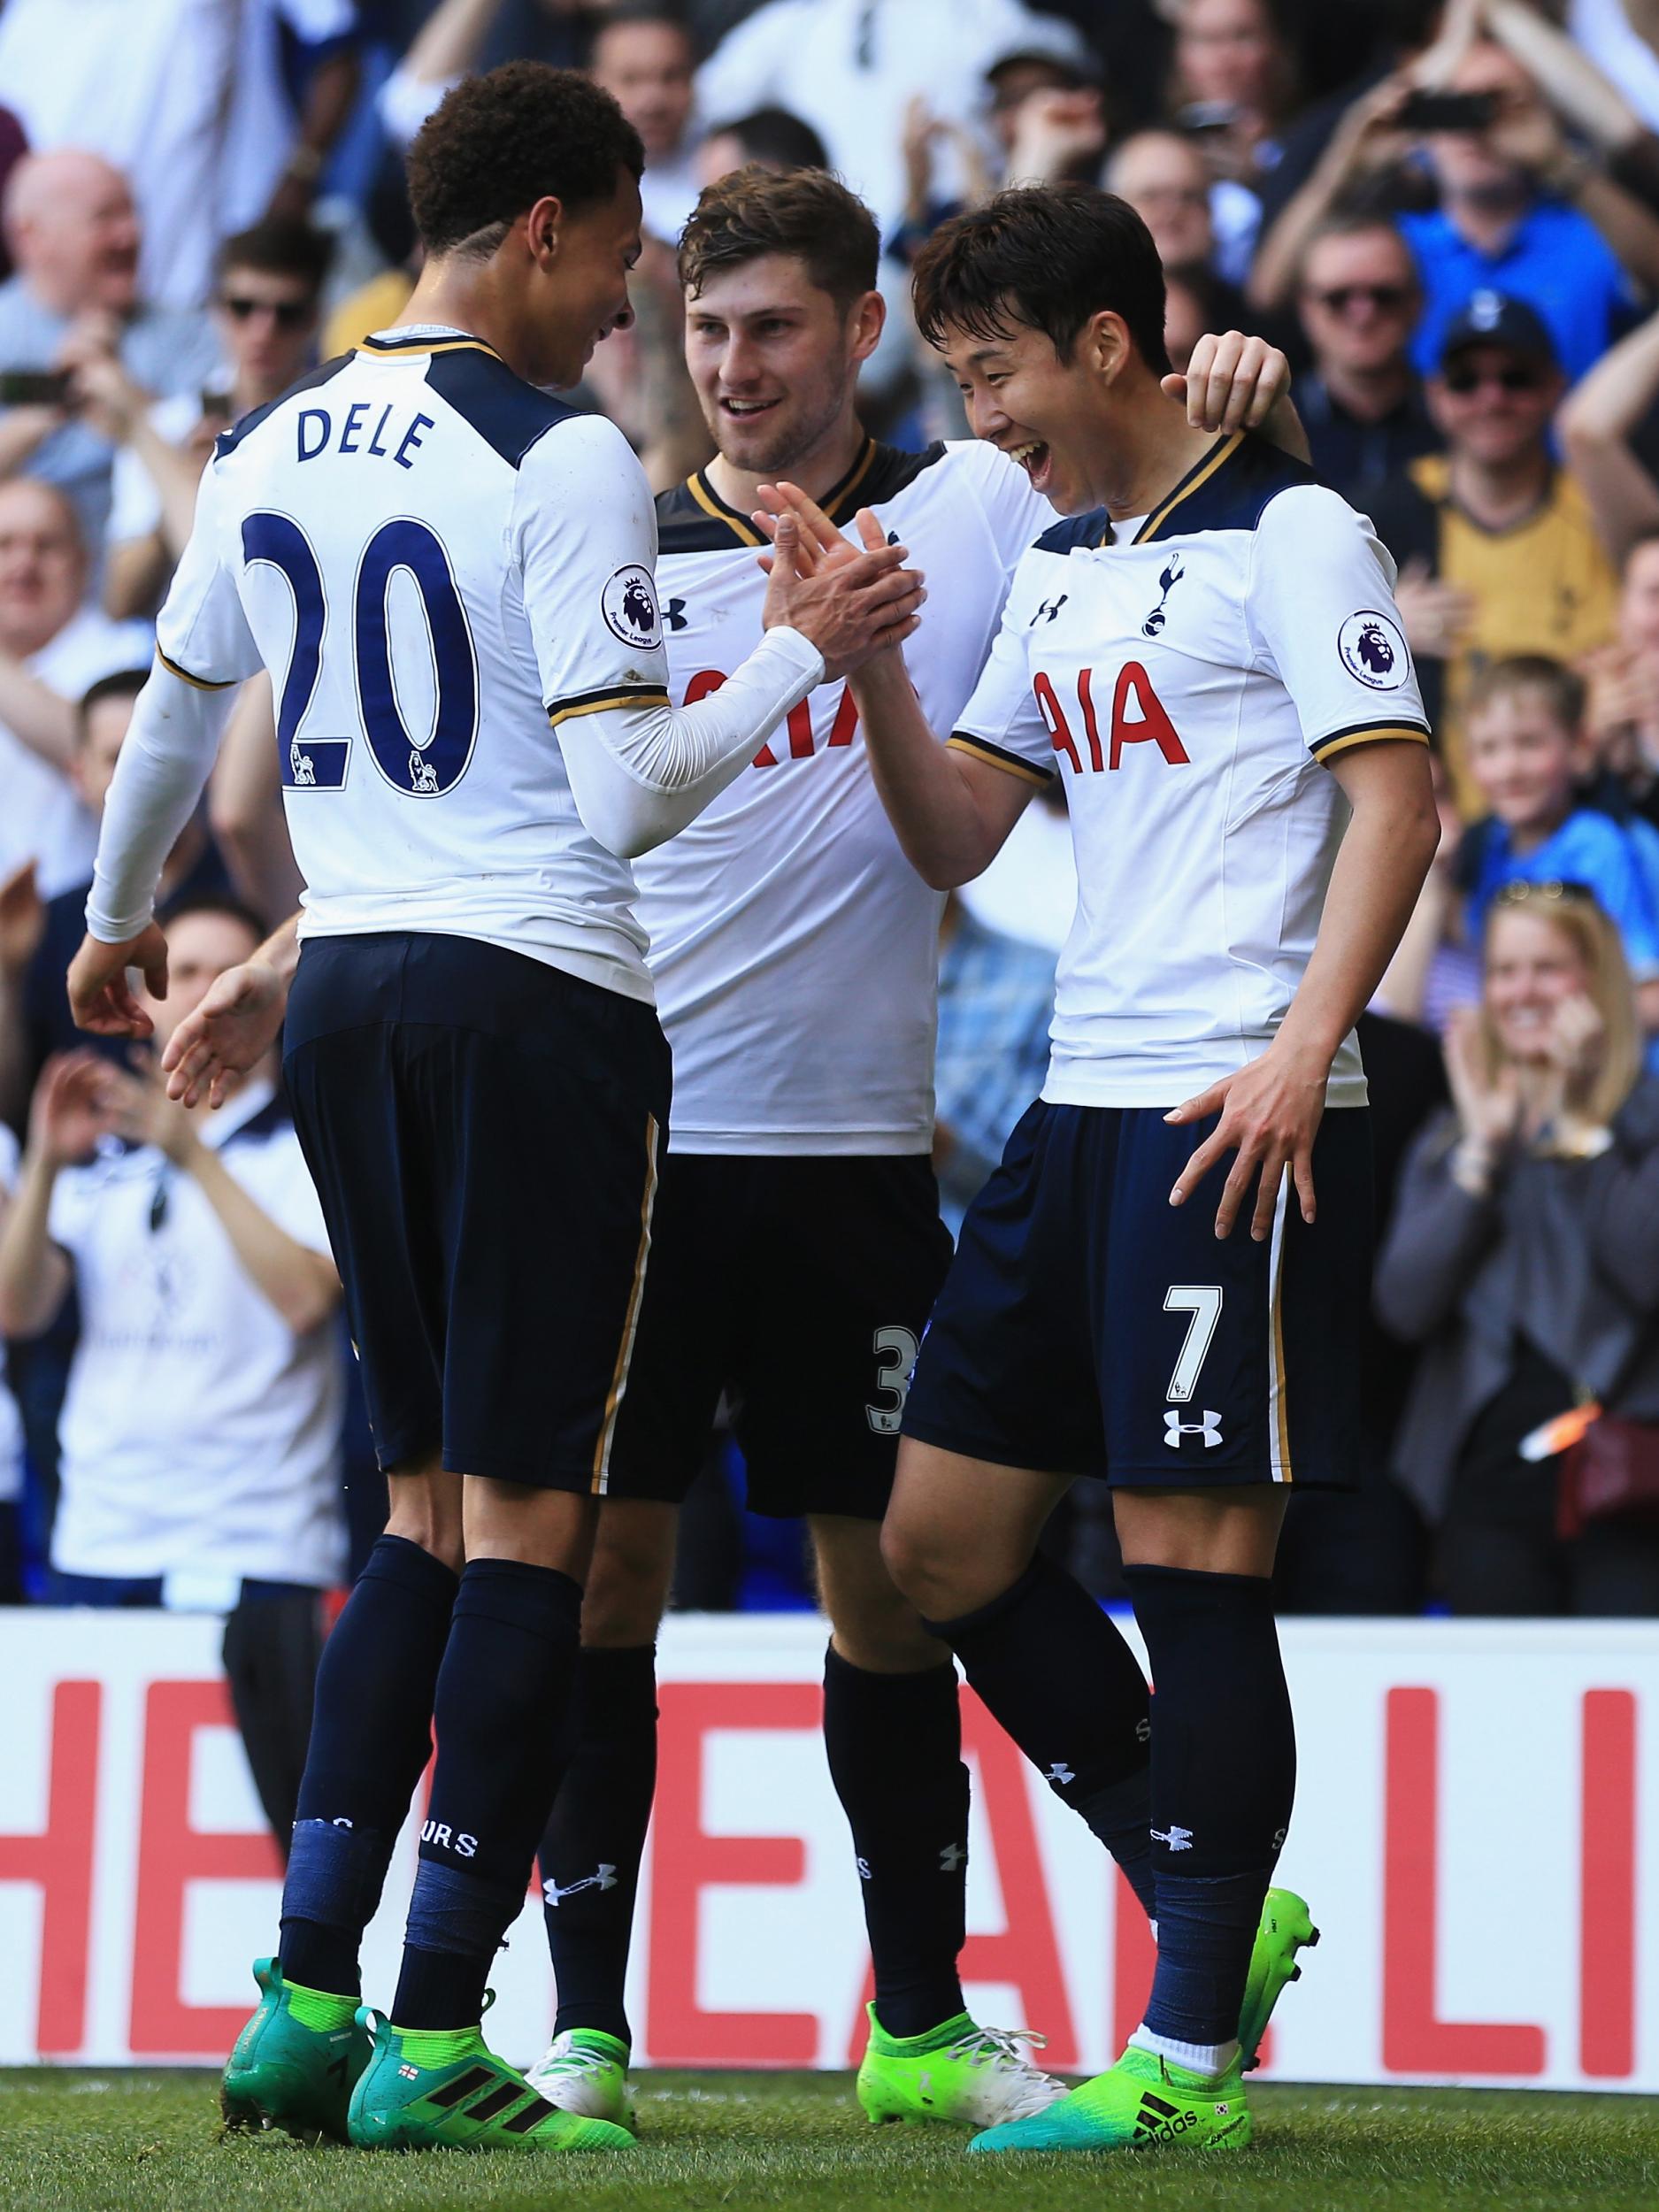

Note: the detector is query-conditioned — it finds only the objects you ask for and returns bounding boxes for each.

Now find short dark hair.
[216,218,334,296]
[679,165,879,310]
[406,63,644,258]
[588,1,695,58]
[1465,652,1586,732]
[158,889,268,944]
[1296,212,1417,288]
[704,105,828,175]
[77,667,149,741]
[911,182,1171,374]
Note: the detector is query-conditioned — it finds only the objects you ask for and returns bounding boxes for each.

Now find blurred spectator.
[1168,0,1302,280]
[933,895,1056,1234]
[1368,293,1617,815]
[1164,262,1250,372]
[1295,215,1438,504]
[1105,129,1248,319]
[1398,38,1659,385]
[590,4,704,242]
[695,0,1089,244]
[1558,299,1659,566]
[0,3,358,311]
[1250,26,1659,367]
[98,221,334,623]
[1457,655,1659,1032]
[0,107,25,288]
[1377,884,1659,1615]
[0,898,345,1840]
[1,670,231,1107]
[697,104,829,184]
[0,1124,20,1601]
[0,480,151,902]
[1581,529,1659,836]
[0,151,219,558]
[895,50,1102,262]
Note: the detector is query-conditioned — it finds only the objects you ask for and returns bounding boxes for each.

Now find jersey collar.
[1119,429,1247,546]
[357,326,503,361]
[683,434,881,549]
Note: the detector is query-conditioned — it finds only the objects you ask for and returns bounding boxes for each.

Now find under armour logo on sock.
[542,1863,618,1906]
[1046,1762,1076,1786]
[1164,1409,1223,1448]
[1151,1824,1194,1851]
[939,1841,966,1871]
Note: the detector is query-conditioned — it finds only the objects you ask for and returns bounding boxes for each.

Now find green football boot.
[346,2012,634,2151]
[219,1956,370,2143]
[968,2043,1250,2155]
[856,2007,1067,2128]
[1239,1885,1319,2070]
[524,2029,636,2130]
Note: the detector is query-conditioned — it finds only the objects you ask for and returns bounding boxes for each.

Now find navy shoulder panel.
[422,347,582,468]
[213,354,353,460]
[656,477,749,555]
[1033,508,1109,556]
[1138,429,1317,543]
[853,440,948,509]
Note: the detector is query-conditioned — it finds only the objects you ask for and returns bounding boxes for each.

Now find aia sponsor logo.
[1033,663,1190,773]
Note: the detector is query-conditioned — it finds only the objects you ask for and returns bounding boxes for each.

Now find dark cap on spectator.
[985,19,1100,89]
[1439,290,1557,369]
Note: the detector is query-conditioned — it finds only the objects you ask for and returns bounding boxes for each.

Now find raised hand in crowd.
[97,1056,205,1168]
[1393,557,1478,663]
[1442,1001,1522,1190]
[25,1048,111,1170]
[1003,87,1107,188]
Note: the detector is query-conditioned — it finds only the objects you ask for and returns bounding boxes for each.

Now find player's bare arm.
[1168,739,1440,1240]
[757,488,1027,882]
[161,912,301,1109]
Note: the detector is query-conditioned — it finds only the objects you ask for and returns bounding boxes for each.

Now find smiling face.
[520,167,643,388]
[1428,342,1560,469]
[1465,682,1578,835]
[939,311,1119,514]
[1484,905,1592,1065]
[0,480,85,657]
[684,252,880,475]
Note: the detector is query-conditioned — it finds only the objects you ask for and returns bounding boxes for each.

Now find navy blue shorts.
[903,1101,1372,1488]
[284,933,671,1491]
[603,1154,953,1519]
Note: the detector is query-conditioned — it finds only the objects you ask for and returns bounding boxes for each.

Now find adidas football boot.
[523,2029,635,2129]
[219,1956,370,2143]
[346,2013,634,2151]
[1240,1886,1319,2069]
[856,2007,1067,2127]
[968,2042,1250,2154]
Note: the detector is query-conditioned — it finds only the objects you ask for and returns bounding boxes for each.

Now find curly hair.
[678,165,879,311]
[406,63,644,258]
[911,184,1170,375]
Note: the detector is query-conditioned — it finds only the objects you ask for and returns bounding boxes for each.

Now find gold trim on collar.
[824,435,879,522]
[1133,430,1246,545]
[686,471,764,547]
[357,334,501,361]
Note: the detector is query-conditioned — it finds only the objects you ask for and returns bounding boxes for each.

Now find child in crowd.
[1461,656,1659,1034]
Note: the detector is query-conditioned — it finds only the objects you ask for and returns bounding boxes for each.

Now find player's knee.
[581,1504,677,1646]
[878,1510,957,1621]
[824,1570,940,1672]
[384,1465,465,1576]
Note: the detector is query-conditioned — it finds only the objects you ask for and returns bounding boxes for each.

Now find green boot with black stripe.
[345,2012,634,2151]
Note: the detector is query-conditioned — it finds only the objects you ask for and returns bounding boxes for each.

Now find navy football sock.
[1124,1563,1296,2054]
[278,1534,458,1997]
[393,1558,582,2029]
[538,1643,658,2045]
[822,1647,968,2039]
[925,1555,1156,1916]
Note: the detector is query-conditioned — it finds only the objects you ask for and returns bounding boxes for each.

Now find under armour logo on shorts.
[1164,1409,1223,1448]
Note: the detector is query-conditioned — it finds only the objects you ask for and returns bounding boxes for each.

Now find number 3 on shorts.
[1164,1285,1223,1403]
[867,1325,920,1436]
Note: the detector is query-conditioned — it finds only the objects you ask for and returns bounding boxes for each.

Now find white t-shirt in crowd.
[47,1078,346,1586]
[108,390,217,550]
[953,431,1431,1107]
[155,328,676,1002]
[0,605,155,898]
[0,1126,24,1507]
[636,437,1048,1154]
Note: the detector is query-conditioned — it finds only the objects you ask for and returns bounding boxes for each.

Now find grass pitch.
[3,2069,1655,2212]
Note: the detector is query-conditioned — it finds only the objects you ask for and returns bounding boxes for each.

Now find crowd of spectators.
[5,0,1659,1704]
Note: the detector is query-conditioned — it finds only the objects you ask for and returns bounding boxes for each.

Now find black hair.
[588,0,695,55]
[911,182,1170,374]
[158,890,268,945]
[77,667,150,739]
[406,62,644,258]
[703,105,829,174]
[216,217,334,296]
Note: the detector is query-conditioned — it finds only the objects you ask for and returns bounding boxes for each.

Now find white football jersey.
[955,430,1430,1108]
[153,327,677,1003]
[636,437,1048,1153]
